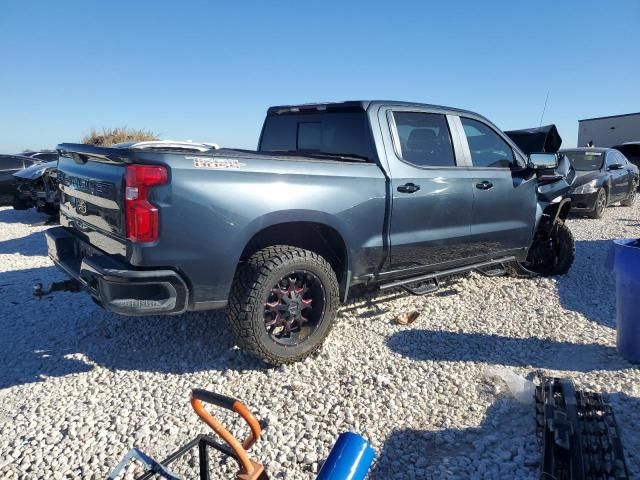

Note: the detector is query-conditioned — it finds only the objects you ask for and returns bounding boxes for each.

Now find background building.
[578,113,640,147]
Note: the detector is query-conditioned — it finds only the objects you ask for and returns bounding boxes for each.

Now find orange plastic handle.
[190,390,262,476]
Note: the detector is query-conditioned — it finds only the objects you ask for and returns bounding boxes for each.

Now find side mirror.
[608,163,624,170]
[528,153,558,170]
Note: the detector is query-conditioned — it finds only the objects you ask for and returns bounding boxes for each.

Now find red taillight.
[124,164,168,243]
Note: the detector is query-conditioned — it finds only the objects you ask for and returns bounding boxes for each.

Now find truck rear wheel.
[227,245,339,365]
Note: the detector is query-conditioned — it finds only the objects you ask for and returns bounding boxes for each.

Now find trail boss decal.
[188,156,246,169]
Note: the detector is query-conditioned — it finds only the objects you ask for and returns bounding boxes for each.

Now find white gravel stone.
[0,203,639,479]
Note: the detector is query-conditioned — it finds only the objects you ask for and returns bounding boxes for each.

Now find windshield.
[563,151,604,171]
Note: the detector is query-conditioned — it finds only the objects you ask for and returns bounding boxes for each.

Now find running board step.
[379,256,516,291]
[402,279,439,296]
[477,265,508,277]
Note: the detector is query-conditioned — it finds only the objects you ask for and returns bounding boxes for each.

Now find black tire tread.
[549,222,576,276]
[517,223,576,277]
[226,245,339,365]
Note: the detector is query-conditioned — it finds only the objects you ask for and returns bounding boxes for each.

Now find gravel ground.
[0,203,639,479]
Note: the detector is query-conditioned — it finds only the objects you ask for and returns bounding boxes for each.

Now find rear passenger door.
[456,116,537,256]
[381,108,475,271]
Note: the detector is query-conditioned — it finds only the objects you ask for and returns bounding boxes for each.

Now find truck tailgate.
[57,154,127,238]
[55,143,168,257]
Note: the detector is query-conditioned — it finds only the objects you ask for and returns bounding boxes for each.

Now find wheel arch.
[239,220,350,297]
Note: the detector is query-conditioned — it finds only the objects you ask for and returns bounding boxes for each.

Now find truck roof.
[266,100,480,118]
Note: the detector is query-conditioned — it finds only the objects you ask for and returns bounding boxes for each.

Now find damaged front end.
[13,161,60,216]
[516,152,577,277]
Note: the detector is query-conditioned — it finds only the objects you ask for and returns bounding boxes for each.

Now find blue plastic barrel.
[316,432,375,480]
[613,239,640,363]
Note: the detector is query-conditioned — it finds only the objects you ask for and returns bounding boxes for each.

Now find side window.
[392,112,456,167]
[605,151,619,167]
[461,117,514,168]
[613,151,626,165]
[604,152,611,167]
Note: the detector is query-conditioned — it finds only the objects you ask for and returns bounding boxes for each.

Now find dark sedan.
[0,154,40,205]
[561,148,639,218]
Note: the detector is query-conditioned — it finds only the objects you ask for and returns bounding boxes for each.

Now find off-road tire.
[226,245,339,365]
[519,223,576,277]
[588,188,607,219]
[620,182,637,206]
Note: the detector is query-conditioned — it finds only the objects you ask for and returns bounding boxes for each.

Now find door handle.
[475,181,493,190]
[397,183,421,194]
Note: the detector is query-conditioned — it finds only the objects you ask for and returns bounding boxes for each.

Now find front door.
[457,116,537,256]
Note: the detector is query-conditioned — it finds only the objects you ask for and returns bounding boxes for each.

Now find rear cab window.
[259,109,377,162]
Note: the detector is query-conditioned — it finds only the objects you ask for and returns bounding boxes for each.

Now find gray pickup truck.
[43,101,575,364]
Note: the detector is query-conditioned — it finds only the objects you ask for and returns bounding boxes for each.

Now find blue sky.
[1,0,638,152]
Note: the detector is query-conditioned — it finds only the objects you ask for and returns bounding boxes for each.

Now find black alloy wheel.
[589,188,607,219]
[264,271,326,346]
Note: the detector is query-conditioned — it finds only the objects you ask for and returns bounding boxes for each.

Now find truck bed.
[54,143,388,310]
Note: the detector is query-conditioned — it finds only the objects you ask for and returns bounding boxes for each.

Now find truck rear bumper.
[45,226,189,316]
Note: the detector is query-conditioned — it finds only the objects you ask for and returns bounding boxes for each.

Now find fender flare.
[539,198,571,233]
[236,209,354,275]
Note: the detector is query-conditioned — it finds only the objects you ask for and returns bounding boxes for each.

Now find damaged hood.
[504,124,562,154]
[13,161,57,180]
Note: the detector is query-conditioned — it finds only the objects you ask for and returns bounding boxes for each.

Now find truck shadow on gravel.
[554,239,617,329]
[386,329,632,372]
[0,265,264,390]
[369,398,538,479]
[0,207,52,226]
[0,230,49,256]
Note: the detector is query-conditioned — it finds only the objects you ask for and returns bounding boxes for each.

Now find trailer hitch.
[33,279,83,299]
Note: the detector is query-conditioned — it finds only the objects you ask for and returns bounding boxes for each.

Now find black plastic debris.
[535,375,629,480]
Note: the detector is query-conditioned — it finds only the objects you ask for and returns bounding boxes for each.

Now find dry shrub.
[82,127,158,146]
